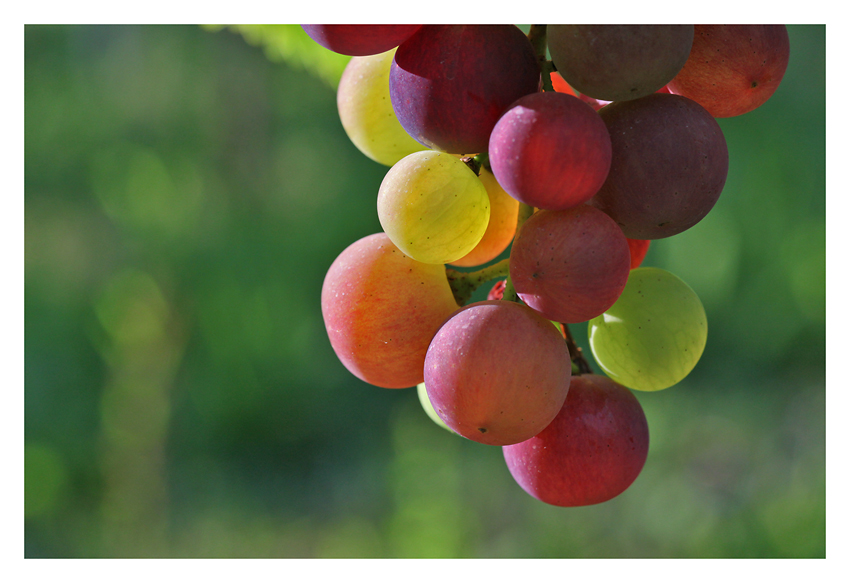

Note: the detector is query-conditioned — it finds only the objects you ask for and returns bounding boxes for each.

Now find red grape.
[509,205,631,324]
[503,374,649,507]
[667,25,790,118]
[301,25,422,56]
[489,91,612,211]
[627,238,650,269]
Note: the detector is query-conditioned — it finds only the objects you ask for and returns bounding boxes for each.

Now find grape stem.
[449,25,594,375]
[561,323,593,375]
[528,25,556,92]
[446,258,510,306]
[461,152,490,176]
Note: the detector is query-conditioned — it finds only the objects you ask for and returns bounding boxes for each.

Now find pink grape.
[321,233,460,389]
[424,300,572,446]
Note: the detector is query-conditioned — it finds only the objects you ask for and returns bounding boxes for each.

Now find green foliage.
[207,25,351,89]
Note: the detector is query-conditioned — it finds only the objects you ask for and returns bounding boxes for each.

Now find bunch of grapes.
[306,24,790,507]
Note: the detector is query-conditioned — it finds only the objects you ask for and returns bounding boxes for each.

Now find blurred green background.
[24,24,825,558]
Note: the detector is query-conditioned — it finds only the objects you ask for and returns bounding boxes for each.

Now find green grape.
[416,382,454,433]
[337,48,429,166]
[588,267,707,391]
[378,151,490,265]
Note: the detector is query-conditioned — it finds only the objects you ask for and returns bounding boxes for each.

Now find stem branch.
[562,323,593,375]
[446,258,511,306]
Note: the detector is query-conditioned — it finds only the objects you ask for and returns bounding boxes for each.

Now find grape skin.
[667,25,790,118]
[377,151,490,265]
[425,300,572,446]
[547,25,694,102]
[301,25,422,57]
[390,25,540,154]
[588,267,707,392]
[337,49,429,167]
[320,233,460,389]
[488,91,612,211]
[588,93,729,240]
[448,168,519,268]
[509,205,631,324]
[503,374,649,507]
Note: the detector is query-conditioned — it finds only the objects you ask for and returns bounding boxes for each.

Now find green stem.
[446,258,511,306]
[528,25,555,92]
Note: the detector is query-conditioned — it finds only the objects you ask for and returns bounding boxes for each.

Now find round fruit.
[321,233,460,388]
[488,91,612,211]
[337,49,429,166]
[588,267,707,392]
[425,300,572,446]
[503,374,649,507]
[548,25,694,102]
[667,25,790,118]
[390,25,540,154]
[377,151,490,265]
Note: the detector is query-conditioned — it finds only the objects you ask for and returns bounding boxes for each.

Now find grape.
[390,25,540,154]
[503,374,649,507]
[667,25,790,118]
[627,238,650,269]
[588,93,729,240]
[588,267,707,392]
[509,205,631,324]
[448,168,519,268]
[417,382,454,433]
[321,233,460,389]
[424,300,572,446]
[300,25,422,56]
[377,151,490,265]
[547,25,694,102]
[337,49,429,167]
[487,279,506,301]
[488,91,612,211]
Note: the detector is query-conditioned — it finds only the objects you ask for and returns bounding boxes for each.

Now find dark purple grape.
[588,93,729,240]
[390,25,540,155]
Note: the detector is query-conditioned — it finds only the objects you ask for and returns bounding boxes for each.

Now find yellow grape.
[337,48,429,166]
[378,151,490,265]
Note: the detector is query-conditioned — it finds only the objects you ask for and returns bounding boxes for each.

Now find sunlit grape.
[449,168,519,268]
[588,267,707,391]
[321,233,460,388]
[337,49,429,166]
[377,151,490,265]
